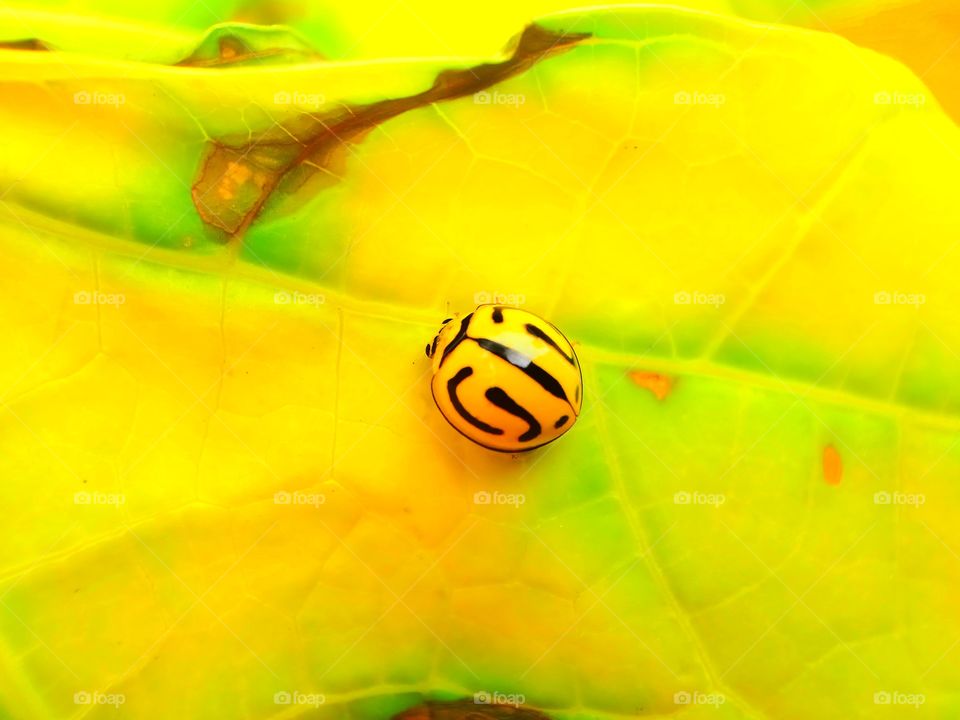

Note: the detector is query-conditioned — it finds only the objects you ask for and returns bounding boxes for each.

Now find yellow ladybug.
[425,304,582,452]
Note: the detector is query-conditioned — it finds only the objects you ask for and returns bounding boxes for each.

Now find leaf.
[793,0,960,124]
[2,6,960,720]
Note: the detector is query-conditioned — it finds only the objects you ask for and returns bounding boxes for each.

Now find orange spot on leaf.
[629,371,673,401]
[216,160,254,200]
[823,445,843,486]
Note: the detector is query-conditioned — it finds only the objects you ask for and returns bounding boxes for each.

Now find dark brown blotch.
[0,38,52,51]
[191,24,591,238]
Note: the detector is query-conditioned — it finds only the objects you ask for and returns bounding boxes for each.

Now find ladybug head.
[425,312,473,370]
[424,316,455,359]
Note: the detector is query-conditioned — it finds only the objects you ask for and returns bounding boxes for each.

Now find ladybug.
[425,305,582,452]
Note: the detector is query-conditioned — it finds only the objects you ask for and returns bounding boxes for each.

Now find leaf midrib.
[4,201,957,431]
